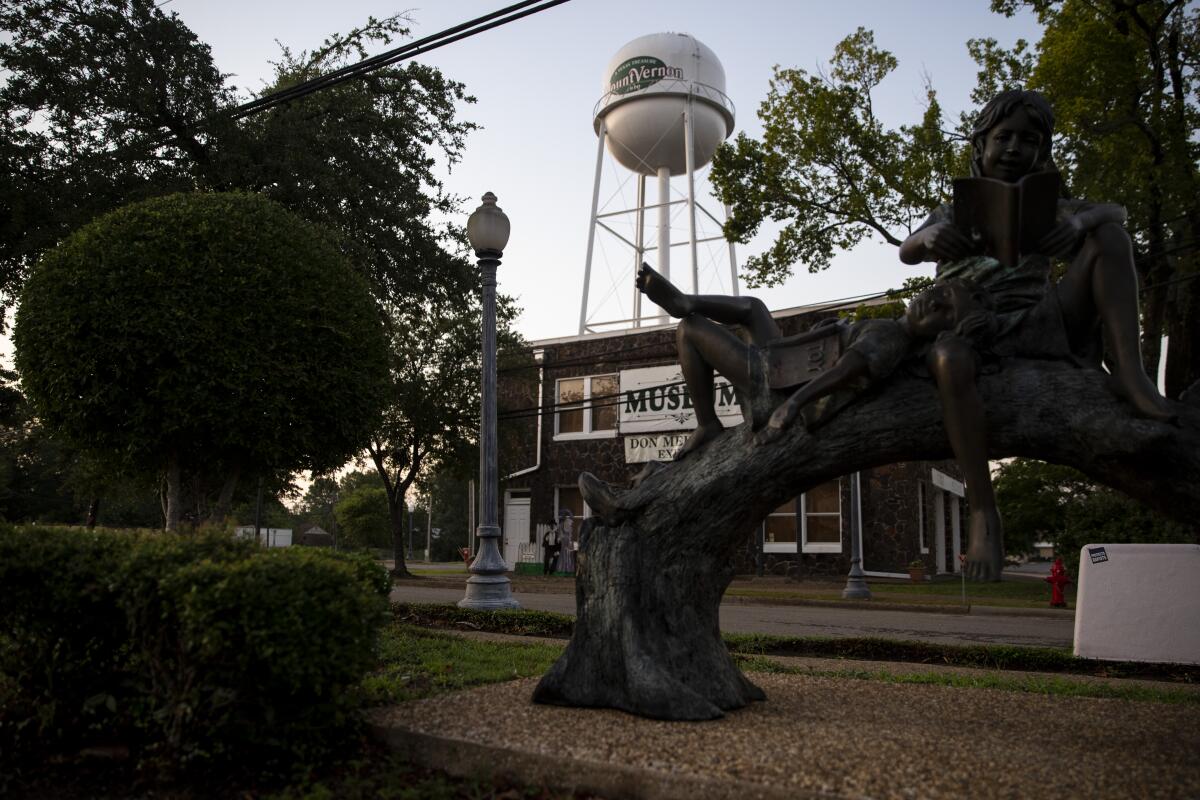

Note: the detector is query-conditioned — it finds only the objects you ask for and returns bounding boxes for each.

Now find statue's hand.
[1037,216,1084,259]
[923,223,975,261]
[757,399,801,445]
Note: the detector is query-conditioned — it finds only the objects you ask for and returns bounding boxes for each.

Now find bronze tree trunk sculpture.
[532,360,1199,720]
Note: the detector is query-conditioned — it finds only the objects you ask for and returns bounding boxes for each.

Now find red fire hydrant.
[1044,557,1072,608]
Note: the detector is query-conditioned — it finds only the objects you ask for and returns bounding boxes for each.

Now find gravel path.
[370,673,1200,799]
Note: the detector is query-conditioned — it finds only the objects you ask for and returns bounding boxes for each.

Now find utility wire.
[77,0,573,164]
[230,0,570,119]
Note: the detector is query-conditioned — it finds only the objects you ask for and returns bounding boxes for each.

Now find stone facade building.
[496,300,967,578]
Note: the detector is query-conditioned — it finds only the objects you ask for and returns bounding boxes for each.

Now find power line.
[229,0,570,120]
[77,0,573,165]
[498,379,693,422]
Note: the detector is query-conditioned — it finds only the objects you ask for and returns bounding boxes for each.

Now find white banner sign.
[624,432,690,463]
[618,364,744,434]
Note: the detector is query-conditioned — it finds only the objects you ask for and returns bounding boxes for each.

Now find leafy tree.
[711,7,1200,391]
[993,458,1094,555]
[365,276,528,577]
[417,458,476,562]
[339,470,380,496]
[1,1,490,542]
[984,0,1200,396]
[298,474,340,535]
[994,457,1196,573]
[333,484,392,551]
[1056,486,1195,575]
[0,1,475,313]
[710,28,963,288]
[14,192,389,529]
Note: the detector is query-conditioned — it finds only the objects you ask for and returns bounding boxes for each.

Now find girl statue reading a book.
[898,89,1175,580]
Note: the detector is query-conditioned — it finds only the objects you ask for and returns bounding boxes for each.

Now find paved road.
[390,584,1074,649]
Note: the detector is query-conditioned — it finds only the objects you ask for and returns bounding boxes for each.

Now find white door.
[950,496,962,573]
[502,498,531,570]
[934,491,947,574]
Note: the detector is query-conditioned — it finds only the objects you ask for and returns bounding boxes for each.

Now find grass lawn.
[13,605,1189,799]
[726,576,1075,608]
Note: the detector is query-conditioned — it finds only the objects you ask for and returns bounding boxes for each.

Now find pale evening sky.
[169,0,1043,342]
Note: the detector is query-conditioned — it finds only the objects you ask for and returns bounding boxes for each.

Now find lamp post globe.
[467,191,510,256]
[460,192,520,610]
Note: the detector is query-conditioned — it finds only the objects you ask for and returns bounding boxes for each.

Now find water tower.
[578,33,738,334]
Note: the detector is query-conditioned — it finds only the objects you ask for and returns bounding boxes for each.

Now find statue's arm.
[899,207,973,265]
[1070,201,1127,230]
[1039,201,1129,258]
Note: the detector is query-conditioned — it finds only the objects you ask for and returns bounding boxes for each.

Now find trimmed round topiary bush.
[13,191,390,527]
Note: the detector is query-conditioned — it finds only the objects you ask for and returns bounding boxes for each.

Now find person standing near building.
[541,516,560,575]
[553,510,576,575]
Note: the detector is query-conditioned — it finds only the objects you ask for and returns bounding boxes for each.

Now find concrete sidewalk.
[369,670,1199,800]
[389,583,1077,649]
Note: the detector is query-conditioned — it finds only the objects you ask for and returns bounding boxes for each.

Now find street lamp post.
[460,192,520,610]
[842,471,872,600]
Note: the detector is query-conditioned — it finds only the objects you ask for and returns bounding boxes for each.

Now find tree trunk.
[531,520,765,720]
[389,496,411,578]
[533,360,1200,719]
[164,453,182,532]
[1166,273,1199,398]
[85,497,100,530]
[209,465,241,524]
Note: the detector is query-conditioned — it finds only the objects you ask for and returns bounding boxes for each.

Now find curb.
[367,715,831,800]
[393,577,1076,619]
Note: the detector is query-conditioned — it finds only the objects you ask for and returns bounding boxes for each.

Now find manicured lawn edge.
[392,602,1200,684]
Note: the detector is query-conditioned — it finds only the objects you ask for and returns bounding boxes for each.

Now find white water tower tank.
[594,32,735,176]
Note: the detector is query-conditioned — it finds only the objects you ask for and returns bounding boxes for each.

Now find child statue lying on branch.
[579,265,994,519]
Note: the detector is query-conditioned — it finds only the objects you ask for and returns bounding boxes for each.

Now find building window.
[802,479,842,553]
[555,485,587,520]
[761,479,842,554]
[763,497,799,553]
[555,374,618,438]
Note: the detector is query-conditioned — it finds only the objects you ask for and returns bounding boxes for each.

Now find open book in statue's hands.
[952,170,1060,268]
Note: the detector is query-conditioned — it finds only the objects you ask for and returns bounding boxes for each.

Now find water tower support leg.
[633,173,646,327]
[656,164,671,325]
[684,98,699,295]
[579,120,608,335]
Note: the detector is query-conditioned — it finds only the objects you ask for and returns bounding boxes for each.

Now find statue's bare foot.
[636,263,693,319]
[1110,368,1178,425]
[964,508,1004,582]
[579,472,629,526]
[674,419,724,460]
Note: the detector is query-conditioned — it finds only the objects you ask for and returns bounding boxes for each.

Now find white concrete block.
[1073,543,1200,665]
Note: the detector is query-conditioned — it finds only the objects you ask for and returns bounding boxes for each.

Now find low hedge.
[0,526,390,777]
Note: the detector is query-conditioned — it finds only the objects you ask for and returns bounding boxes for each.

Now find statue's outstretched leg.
[637,263,781,460]
[579,472,636,526]
[927,336,1004,581]
[1058,222,1176,423]
[672,315,756,460]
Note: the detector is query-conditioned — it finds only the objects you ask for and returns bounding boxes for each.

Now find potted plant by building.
[908,559,926,583]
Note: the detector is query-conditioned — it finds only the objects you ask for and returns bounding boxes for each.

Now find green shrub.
[0,524,145,751]
[0,526,389,776]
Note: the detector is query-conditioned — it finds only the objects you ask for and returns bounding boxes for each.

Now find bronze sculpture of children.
[899,89,1173,580]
